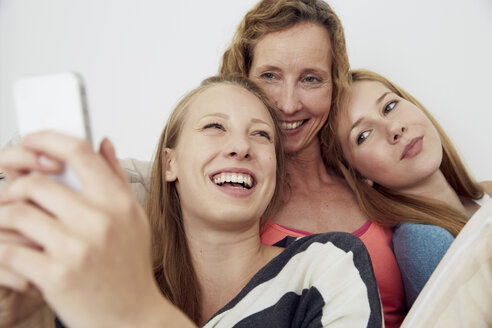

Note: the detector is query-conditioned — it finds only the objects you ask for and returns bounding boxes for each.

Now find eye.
[203,122,225,131]
[303,75,321,83]
[260,72,276,80]
[383,101,397,115]
[254,130,271,141]
[356,130,371,145]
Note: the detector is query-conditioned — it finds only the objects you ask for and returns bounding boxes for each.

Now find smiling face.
[249,23,333,155]
[166,84,277,230]
[337,80,443,192]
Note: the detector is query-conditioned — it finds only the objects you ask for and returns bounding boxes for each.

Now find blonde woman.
[327,69,491,307]
[0,75,382,327]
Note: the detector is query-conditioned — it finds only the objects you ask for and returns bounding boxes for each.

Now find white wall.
[1,0,491,180]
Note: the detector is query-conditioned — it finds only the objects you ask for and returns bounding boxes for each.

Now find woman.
[0,75,382,327]
[220,0,406,325]
[328,68,492,307]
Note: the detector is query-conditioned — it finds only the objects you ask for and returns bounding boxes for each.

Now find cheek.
[261,148,278,186]
[257,83,279,106]
[351,147,393,180]
[302,89,332,117]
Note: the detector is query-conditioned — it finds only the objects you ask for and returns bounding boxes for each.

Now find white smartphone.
[13,72,93,190]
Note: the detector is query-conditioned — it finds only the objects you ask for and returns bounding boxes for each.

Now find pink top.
[261,220,406,328]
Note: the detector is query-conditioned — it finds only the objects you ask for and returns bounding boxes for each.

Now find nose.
[388,121,407,143]
[225,134,251,160]
[274,82,301,115]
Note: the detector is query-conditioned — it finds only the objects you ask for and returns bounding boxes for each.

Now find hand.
[0,148,55,328]
[0,231,48,328]
[0,131,190,328]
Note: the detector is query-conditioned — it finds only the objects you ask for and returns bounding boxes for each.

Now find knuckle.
[94,215,118,245]
[0,204,21,226]
[67,238,91,266]
[49,263,72,290]
[0,245,17,266]
[13,173,44,197]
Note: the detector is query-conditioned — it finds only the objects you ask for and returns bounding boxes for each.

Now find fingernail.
[38,155,61,170]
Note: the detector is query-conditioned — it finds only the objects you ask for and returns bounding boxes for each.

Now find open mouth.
[280,119,308,131]
[211,172,255,190]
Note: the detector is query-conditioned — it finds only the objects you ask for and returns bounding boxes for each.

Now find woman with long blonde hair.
[328,68,492,307]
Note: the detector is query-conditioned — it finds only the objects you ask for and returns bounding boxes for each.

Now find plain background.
[1,0,491,181]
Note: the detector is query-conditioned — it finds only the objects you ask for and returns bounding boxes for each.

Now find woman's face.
[249,23,333,154]
[337,80,443,192]
[166,84,277,229]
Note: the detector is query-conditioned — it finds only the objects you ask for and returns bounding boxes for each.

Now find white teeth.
[213,172,254,188]
[280,120,304,130]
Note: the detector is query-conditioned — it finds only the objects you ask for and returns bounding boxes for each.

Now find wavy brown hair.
[145,75,284,324]
[325,69,483,236]
[220,0,350,159]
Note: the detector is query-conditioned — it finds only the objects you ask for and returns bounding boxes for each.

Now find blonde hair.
[325,69,484,236]
[146,75,284,324]
[219,0,350,133]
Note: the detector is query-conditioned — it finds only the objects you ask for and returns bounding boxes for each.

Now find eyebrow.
[349,91,393,132]
[252,64,279,72]
[200,113,272,127]
[200,113,229,120]
[252,65,329,76]
[251,118,273,127]
[376,91,392,106]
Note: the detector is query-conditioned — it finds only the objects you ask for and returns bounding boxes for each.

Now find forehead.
[252,23,332,70]
[337,80,390,135]
[185,84,273,124]
[348,80,390,115]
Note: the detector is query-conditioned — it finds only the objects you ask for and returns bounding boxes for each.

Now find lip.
[400,136,424,160]
[209,167,257,198]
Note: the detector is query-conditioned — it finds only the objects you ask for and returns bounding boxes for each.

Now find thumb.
[98,138,127,183]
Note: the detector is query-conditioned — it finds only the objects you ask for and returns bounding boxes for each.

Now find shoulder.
[393,223,454,254]
[480,180,492,196]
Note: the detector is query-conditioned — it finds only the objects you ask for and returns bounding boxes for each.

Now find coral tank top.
[261,220,406,328]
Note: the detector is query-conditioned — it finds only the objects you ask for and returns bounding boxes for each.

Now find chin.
[283,140,307,155]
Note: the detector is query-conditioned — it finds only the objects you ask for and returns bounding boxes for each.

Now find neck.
[285,138,337,189]
[398,170,466,214]
[184,219,273,325]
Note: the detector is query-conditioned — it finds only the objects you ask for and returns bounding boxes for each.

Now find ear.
[362,178,374,187]
[163,148,177,182]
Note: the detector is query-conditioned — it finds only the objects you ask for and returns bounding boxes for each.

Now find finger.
[99,138,128,184]
[0,146,62,178]
[0,266,30,291]
[0,229,40,248]
[0,243,50,291]
[0,173,105,234]
[0,202,72,253]
[21,131,128,196]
